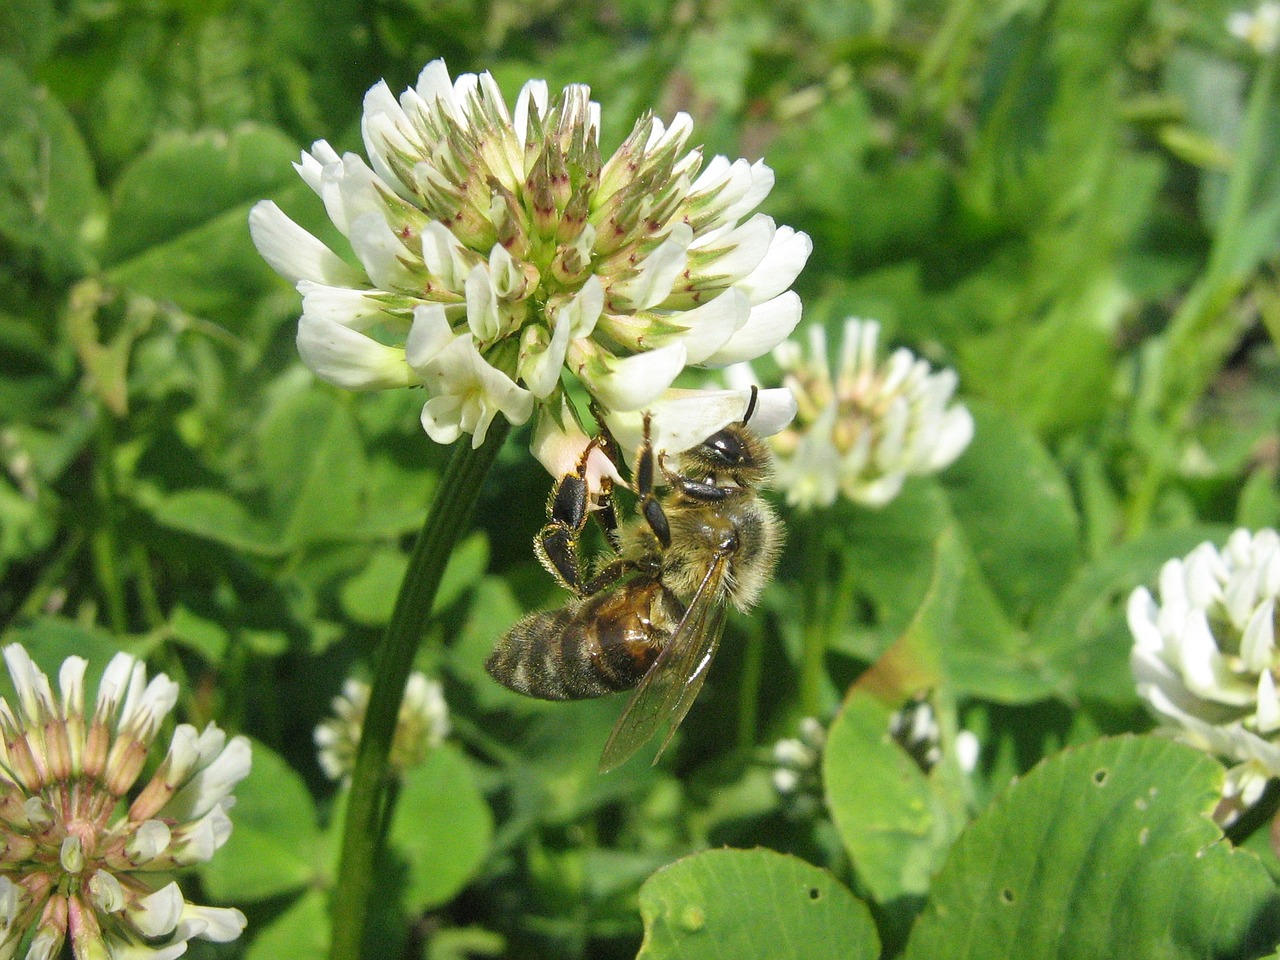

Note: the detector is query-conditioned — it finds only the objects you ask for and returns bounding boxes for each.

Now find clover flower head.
[0,643,249,960]
[743,318,973,510]
[250,58,811,460]
[888,696,945,772]
[1228,1,1280,54]
[771,717,826,815]
[1128,528,1280,823]
[315,672,450,782]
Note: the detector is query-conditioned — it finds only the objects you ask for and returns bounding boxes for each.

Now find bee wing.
[598,551,731,773]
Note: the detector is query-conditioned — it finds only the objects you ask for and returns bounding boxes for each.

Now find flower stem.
[736,616,765,754]
[798,515,830,718]
[328,420,510,960]
[1126,53,1277,536]
[90,409,128,634]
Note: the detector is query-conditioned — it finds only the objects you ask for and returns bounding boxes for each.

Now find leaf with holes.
[637,847,879,960]
[824,692,967,905]
[902,736,1280,960]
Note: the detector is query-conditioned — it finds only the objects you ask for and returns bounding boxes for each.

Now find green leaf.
[0,476,56,568]
[800,483,947,664]
[148,488,283,557]
[201,739,320,903]
[823,692,965,903]
[0,318,68,416]
[636,848,879,960]
[388,744,494,911]
[0,618,129,682]
[257,388,365,549]
[902,736,1280,960]
[0,0,55,69]
[341,533,488,626]
[0,58,100,273]
[103,124,299,267]
[958,313,1114,438]
[1033,525,1231,702]
[941,404,1080,622]
[103,164,313,329]
[167,604,231,663]
[244,889,330,960]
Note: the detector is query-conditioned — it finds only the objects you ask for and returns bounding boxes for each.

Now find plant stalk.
[328,419,509,960]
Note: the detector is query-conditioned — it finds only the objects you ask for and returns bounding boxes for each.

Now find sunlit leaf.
[389,744,494,911]
[0,59,100,273]
[637,848,879,960]
[244,888,330,960]
[200,739,320,902]
[824,692,967,903]
[902,736,1280,960]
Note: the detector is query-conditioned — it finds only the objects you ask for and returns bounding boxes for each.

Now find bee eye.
[703,430,743,465]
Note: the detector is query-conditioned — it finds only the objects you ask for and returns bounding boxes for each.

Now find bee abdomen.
[486,607,649,701]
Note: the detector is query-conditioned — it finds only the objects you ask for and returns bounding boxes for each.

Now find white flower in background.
[772,717,826,815]
[0,644,249,959]
[250,58,811,455]
[315,672,450,782]
[888,696,944,771]
[1228,1,1280,54]
[738,318,972,509]
[887,694,980,775]
[1128,529,1280,823]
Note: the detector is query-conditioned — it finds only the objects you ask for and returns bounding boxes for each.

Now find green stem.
[798,515,829,718]
[1206,52,1276,281]
[735,616,765,754]
[328,420,509,960]
[911,0,980,119]
[1126,53,1277,536]
[90,409,127,634]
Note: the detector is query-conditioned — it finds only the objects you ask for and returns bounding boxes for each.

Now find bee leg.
[583,552,660,595]
[656,444,732,502]
[584,400,625,550]
[591,429,623,551]
[534,437,611,596]
[634,413,672,549]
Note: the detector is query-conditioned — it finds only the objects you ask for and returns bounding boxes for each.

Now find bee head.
[681,421,772,492]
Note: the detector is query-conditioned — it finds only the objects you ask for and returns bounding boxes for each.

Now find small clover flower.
[886,694,979,775]
[888,696,944,772]
[250,59,811,457]
[1128,529,1280,823]
[0,644,249,959]
[315,672,450,782]
[1228,1,1280,54]
[771,717,826,817]
[737,318,973,510]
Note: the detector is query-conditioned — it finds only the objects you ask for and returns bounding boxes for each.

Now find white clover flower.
[737,318,973,510]
[315,672,450,782]
[250,58,811,458]
[888,695,944,772]
[771,716,826,813]
[954,730,981,775]
[1228,1,1280,54]
[0,644,249,959]
[1129,528,1280,823]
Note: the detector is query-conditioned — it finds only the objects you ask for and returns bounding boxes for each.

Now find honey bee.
[486,391,782,772]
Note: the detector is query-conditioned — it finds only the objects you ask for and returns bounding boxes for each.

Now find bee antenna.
[742,385,759,425]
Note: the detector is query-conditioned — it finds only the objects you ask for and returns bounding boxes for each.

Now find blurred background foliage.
[3,0,1280,957]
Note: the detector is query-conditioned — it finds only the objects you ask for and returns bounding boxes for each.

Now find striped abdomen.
[486,578,676,700]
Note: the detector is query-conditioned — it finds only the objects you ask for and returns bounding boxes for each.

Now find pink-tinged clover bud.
[0,644,249,958]
[250,58,811,464]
